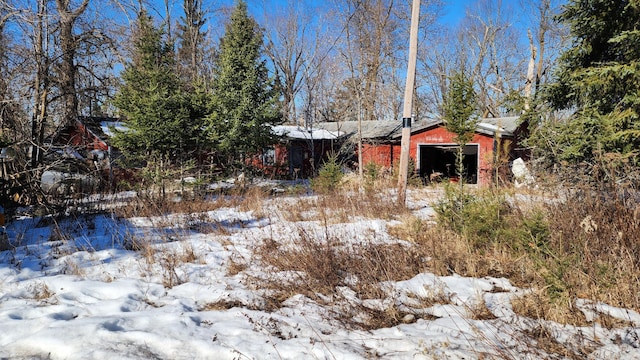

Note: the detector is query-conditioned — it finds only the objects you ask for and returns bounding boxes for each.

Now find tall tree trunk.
[524,30,536,112]
[31,0,48,170]
[55,0,89,126]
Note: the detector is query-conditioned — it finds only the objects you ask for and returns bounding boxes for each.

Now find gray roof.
[314,121,401,139]
[476,116,519,137]
[315,116,518,140]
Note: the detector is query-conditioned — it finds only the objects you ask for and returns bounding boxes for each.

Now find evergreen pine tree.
[442,69,478,184]
[112,11,206,163]
[543,0,640,163]
[207,0,282,166]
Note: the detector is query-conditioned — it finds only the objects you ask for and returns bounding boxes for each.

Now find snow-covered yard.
[0,187,639,359]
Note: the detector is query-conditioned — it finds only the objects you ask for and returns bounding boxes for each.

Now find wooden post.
[397,0,420,205]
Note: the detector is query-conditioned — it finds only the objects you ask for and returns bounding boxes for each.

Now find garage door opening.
[418,144,479,184]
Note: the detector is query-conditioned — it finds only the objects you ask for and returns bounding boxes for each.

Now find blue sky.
[440,0,475,26]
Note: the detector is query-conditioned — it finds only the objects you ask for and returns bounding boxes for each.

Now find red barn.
[317,117,521,186]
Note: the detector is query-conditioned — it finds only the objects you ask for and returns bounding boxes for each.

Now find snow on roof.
[100,121,129,138]
[272,125,343,140]
[477,116,519,137]
[476,122,513,137]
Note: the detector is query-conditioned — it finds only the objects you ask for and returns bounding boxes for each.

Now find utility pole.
[397,0,420,205]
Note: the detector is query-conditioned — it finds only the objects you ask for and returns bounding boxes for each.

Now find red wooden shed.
[317,117,521,186]
[253,125,346,179]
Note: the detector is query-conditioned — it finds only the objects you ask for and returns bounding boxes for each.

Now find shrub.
[311,153,344,193]
[363,161,382,191]
[434,185,511,248]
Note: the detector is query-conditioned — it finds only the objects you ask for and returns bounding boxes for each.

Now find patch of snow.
[0,189,638,359]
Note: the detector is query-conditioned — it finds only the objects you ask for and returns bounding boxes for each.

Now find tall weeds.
[430,179,640,326]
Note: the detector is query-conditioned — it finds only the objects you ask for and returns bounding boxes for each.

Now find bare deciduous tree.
[177,0,207,83]
[0,1,22,139]
[55,0,90,126]
[262,0,312,125]
[421,0,525,118]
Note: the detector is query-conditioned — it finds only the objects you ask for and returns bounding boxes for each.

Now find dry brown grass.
[199,300,248,311]
[226,255,248,276]
[121,224,200,288]
[28,282,57,304]
[252,222,434,328]
[107,170,640,336]
[520,324,599,360]
[256,227,430,299]
[544,188,640,311]
[235,186,271,217]
[113,194,233,219]
[512,290,589,326]
[274,183,410,225]
[154,243,200,288]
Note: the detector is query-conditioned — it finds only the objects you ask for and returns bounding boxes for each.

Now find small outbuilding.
[316,116,522,186]
[45,116,129,193]
[255,125,345,178]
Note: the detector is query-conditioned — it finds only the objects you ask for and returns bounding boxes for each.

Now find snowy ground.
[0,187,639,359]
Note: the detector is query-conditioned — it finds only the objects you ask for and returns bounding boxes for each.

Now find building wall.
[250,139,339,179]
[58,122,109,152]
[360,126,499,186]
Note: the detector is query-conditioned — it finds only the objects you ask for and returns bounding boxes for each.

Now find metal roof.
[315,116,518,140]
[314,121,401,139]
[476,116,519,137]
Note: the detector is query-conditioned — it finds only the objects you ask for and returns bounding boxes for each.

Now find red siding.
[249,139,338,179]
[57,122,109,151]
[360,125,499,186]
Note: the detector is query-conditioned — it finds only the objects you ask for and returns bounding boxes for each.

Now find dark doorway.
[418,144,478,184]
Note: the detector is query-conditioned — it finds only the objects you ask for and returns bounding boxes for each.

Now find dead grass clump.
[274,182,408,224]
[545,188,640,311]
[470,299,498,320]
[407,225,534,283]
[199,300,247,311]
[185,212,241,235]
[253,226,435,329]
[28,282,57,304]
[113,197,172,218]
[278,198,318,222]
[258,228,344,296]
[130,242,196,289]
[114,194,230,219]
[314,189,410,224]
[122,233,152,252]
[522,324,597,360]
[61,258,86,277]
[257,227,429,301]
[236,186,270,216]
[156,243,199,288]
[227,256,248,276]
[169,196,230,214]
[347,242,427,299]
[512,291,589,327]
[49,225,71,242]
[346,305,436,331]
[387,215,425,243]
